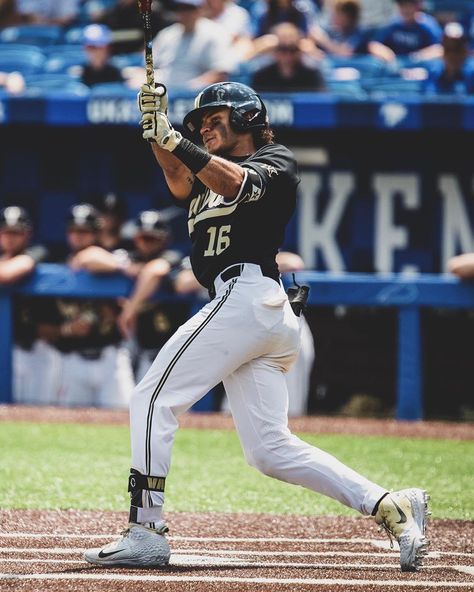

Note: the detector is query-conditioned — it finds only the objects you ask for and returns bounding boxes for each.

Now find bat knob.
[154,83,167,96]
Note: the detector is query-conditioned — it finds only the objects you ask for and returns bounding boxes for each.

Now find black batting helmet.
[0,206,32,231]
[134,210,170,240]
[66,203,101,231]
[183,82,268,142]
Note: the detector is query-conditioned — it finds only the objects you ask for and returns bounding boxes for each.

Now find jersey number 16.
[204,225,231,257]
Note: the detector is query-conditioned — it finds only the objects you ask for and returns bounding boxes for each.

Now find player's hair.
[334,0,361,21]
[252,126,275,148]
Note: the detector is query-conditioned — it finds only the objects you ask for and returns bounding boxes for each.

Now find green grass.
[0,422,472,520]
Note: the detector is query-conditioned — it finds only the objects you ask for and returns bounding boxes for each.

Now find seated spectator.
[423,22,474,95]
[16,0,80,26]
[448,252,474,280]
[151,0,234,90]
[93,0,171,55]
[373,0,443,63]
[253,0,318,38]
[0,205,61,405]
[312,0,387,61]
[205,0,253,58]
[251,22,326,91]
[77,24,124,88]
[0,71,25,95]
[36,203,134,408]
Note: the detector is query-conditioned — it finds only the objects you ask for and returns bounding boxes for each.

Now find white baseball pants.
[130,263,386,524]
[13,340,62,405]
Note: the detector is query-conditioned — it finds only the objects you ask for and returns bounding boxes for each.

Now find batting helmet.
[66,203,101,231]
[134,210,170,240]
[0,206,32,231]
[183,82,268,142]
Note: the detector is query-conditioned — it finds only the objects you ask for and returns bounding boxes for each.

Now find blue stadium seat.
[325,55,389,80]
[0,47,47,75]
[62,26,87,45]
[44,51,86,74]
[23,74,90,97]
[326,79,368,99]
[110,53,145,69]
[0,24,62,46]
[363,78,423,97]
[89,82,134,96]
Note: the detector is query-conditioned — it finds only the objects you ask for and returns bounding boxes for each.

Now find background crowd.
[1,0,474,97]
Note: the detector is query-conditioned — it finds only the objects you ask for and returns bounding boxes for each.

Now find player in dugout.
[36,203,134,408]
[85,81,430,572]
[0,205,61,405]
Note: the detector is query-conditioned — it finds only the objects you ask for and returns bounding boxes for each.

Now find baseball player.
[36,203,134,408]
[85,82,429,571]
[0,206,61,405]
[116,209,188,382]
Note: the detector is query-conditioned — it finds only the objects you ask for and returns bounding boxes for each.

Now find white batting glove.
[141,111,182,150]
[137,82,168,114]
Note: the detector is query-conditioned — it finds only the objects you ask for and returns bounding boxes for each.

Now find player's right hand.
[137,82,168,114]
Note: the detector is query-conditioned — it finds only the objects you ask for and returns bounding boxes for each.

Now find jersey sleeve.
[235,144,299,205]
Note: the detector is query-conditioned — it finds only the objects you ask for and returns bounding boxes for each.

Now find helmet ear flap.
[229,108,247,132]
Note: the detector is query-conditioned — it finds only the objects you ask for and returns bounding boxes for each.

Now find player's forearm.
[196,156,245,199]
[150,143,194,200]
[0,256,35,284]
[127,262,166,311]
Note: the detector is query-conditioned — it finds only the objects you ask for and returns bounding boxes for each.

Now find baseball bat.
[137,0,155,86]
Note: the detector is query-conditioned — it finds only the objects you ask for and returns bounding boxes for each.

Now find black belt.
[208,264,280,299]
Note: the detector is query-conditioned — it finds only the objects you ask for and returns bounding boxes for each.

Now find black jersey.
[176,143,299,289]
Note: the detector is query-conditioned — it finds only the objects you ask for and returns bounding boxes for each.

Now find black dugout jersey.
[175,143,300,289]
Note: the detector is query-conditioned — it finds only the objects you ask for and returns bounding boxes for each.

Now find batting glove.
[137,82,168,114]
[141,111,182,150]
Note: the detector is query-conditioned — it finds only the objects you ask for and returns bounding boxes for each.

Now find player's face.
[0,229,29,256]
[200,108,240,156]
[134,233,165,258]
[397,0,420,21]
[67,227,97,252]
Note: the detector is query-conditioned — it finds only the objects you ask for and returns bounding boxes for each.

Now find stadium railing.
[1,264,473,420]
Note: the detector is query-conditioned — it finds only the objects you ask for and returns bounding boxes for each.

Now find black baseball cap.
[66,203,101,231]
[134,209,170,239]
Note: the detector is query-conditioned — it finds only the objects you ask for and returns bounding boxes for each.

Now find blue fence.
[1,265,473,420]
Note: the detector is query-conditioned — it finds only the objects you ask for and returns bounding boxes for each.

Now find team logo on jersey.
[260,164,278,178]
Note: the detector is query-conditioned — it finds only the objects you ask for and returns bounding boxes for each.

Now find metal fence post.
[396,306,422,421]
[0,291,13,403]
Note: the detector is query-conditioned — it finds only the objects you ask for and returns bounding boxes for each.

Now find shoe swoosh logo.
[98,549,125,558]
[393,500,408,524]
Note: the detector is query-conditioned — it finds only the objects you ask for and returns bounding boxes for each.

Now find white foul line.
[0,573,472,587]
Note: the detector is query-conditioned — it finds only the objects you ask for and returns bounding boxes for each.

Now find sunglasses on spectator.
[276,45,300,53]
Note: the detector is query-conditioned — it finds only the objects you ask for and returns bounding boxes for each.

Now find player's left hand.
[140,111,182,150]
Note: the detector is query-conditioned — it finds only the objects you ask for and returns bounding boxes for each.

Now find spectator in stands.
[16,0,80,26]
[0,205,61,405]
[373,0,443,63]
[115,210,187,381]
[311,0,388,61]
[151,0,234,90]
[93,0,170,55]
[252,0,318,38]
[0,0,22,27]
[251,22,326,91]
[448,252,474,280]
[205,0,253,58]
[422,22,474,95]
[78,24,124,88]
[36,203,134,408]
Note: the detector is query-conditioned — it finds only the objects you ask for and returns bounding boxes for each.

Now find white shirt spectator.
[152,17,235,89]
[17,0,80,23]
[211,1,252,39]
